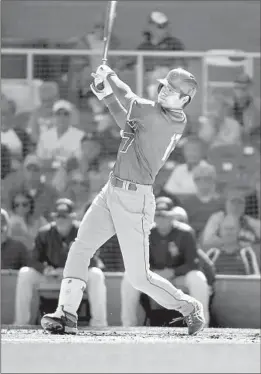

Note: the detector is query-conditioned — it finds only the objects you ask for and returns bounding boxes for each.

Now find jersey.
[113,97,187,184]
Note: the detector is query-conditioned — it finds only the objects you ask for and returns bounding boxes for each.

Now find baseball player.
[41,65,205,336]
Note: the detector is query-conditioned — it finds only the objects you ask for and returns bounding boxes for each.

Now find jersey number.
[162,133,182,162]
[120,131,135,153]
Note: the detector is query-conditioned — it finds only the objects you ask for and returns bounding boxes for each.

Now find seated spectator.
[88,155,116,200]
[1,209,29,270]
[201,189,260,251]
[60,21,119,106]
[51,131,101,191]
[180,160,224,239]
[120,11,186,100]
[1,97,34,169]
[245,169,260,219]
[14,198,107,327]
[9,189,47,251]
[198,95,242,148]
[1,154,59,221]
[206,216,260,275]
[162,136,205,196]
[27,82,59,144]
[228,73,260,147]
[1,143,12,180]
[121,196,210,327]
[36,100,84,166]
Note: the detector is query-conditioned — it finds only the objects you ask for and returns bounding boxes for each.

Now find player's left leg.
[174,271,210,326]
[109,184,205,335]
[41,184,114,334]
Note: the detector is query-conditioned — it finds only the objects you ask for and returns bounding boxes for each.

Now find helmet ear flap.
[157,83,164,94]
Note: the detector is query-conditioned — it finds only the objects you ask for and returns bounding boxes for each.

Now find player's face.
[158,84,187,110]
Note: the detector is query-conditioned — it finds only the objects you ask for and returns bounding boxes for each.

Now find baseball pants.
[64,176,197,317]
[121,269,210,326]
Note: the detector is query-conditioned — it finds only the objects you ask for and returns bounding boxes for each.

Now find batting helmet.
[157,68,198,101]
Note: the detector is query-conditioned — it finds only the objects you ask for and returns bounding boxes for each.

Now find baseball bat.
[96,1,118,90]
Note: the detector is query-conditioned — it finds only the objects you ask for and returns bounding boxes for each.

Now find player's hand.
[90,75,113,100]
[95,64,116,80]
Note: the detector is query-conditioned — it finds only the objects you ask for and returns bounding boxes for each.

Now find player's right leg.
[41,184,115,334]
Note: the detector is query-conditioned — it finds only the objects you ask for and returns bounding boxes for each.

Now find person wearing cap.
[121,196,210,326]
[229,73,260,145]
[1,153,59,221]
[119,11,185,77]
[36,99,84,165]
[181,160,224,239]
[14,198,107,327]
[1,208,30,270]
[201,188,261,256]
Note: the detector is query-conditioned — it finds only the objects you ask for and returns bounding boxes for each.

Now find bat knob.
[96,82,105,91]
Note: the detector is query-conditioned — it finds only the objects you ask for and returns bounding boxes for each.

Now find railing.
[1,48,260,114]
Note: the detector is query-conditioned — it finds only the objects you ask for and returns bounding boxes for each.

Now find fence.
[1,48,260,115]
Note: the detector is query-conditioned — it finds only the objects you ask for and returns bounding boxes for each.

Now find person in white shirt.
[36,100,84,166]
[163,136,205,196]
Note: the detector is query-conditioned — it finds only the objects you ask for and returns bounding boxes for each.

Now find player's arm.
[90,78,127,130]
[94,65,138,112]
[103,93,127,130]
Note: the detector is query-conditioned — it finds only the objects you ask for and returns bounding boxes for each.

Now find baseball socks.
[56,278,86,316]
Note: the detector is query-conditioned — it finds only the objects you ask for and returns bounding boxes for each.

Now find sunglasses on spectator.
[14,201,30,208]
[54,110,70,116]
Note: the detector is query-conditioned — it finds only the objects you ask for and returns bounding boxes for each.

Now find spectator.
[229,73,260,146]
[88,155,116,201]
[9,190,47,251]
[181,160,224,239]
[198,95,242,148]
[201,189,260,251]
[1,154,59,221]
[245,169,260,219]
[121,196,210,326]
[60,21,119,106]
[162,136,205,196]
[139,11,186,100]
[1,97,34,169]
[1,143,12,180]
[27,82,59,144]
[1,209,29,270]
[206,216,260,275]
[14,198,107,327]
[36,100,84,165]
[51,132,102,216]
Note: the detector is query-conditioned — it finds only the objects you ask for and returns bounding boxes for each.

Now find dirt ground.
[1,327,260,373]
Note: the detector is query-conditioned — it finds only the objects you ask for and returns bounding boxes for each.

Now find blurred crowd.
[1,10,260,327]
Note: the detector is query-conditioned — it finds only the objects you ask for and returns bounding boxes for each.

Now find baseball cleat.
[41,308,78,335]
[170,301,205,336]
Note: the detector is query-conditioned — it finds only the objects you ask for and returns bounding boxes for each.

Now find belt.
[110,174,138,191]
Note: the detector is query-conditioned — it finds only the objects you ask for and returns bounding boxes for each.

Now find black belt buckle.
[128,183,137,191]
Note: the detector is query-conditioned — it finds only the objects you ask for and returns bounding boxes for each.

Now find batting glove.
[90,74,113,100]
[95,64,116,80]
